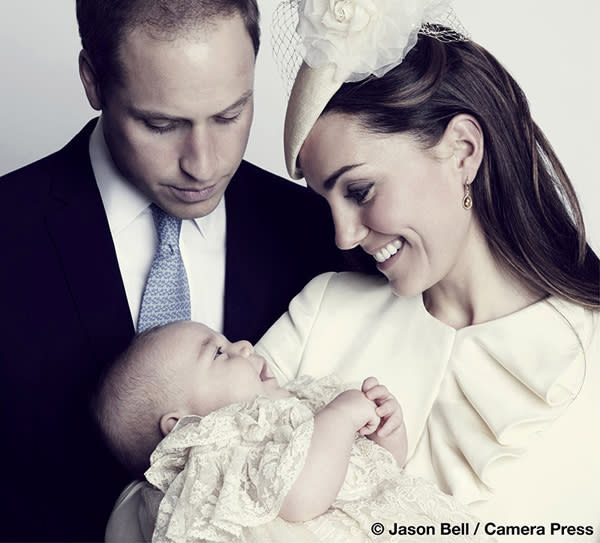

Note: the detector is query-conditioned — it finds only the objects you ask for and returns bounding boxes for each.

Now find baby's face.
[156,321,288,417]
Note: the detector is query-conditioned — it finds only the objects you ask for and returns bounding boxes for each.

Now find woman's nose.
[331,206,369,250]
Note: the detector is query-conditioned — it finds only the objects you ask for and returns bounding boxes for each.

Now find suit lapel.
[44,120,134,364]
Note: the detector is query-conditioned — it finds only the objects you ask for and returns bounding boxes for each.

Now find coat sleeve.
[255,272,336,384]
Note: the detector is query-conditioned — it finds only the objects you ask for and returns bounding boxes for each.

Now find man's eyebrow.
[323,163,364,191]
[216,90,253,116]
[129,107,184,122]
[128,90,253,121]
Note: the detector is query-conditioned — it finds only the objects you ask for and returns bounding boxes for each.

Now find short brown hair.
[76,0,260,91]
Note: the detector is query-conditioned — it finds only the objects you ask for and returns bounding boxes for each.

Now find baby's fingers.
[377,417,405,438]
[375,398,398,418]
[358,411,381,436]
[376,403,404,437]
[364,384,391,404]
[361,376,379,394]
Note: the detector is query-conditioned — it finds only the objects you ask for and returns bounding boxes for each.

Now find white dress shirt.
[89,117,226,333]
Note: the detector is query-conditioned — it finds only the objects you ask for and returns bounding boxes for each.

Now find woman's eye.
[214,346,224,359]
[345,183,374,205]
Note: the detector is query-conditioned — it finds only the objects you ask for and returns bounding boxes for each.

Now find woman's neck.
[423,226,544,330]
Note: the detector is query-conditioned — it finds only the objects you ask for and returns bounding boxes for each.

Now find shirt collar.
[89,116,226,239]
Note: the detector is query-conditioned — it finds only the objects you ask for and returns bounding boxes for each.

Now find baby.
[95,321,492,542]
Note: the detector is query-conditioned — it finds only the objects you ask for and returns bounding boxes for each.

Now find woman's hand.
[362,377,408,467]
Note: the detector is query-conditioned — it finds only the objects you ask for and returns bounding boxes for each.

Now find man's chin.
[158,191,225,220]
[178,198,223,220]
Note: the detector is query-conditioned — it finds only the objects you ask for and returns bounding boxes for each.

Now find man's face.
[97,15,255,219]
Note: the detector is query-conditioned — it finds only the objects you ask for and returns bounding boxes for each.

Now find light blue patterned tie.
[137,204,191,332]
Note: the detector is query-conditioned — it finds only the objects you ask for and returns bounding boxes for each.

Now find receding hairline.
[132,6,247,43]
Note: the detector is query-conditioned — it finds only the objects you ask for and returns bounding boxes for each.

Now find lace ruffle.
[146,396,314,542]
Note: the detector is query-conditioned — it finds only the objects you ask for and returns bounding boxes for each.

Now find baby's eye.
[214,346,224,359]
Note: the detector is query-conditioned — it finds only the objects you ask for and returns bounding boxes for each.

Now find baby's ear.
[159,412,181,436]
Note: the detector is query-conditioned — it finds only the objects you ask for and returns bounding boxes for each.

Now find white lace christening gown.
[145,376,495,543]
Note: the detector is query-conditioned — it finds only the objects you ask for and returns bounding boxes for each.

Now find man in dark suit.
[0,1,369,540]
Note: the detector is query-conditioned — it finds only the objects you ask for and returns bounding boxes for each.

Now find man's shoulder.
[233,160,315,200]
[1,150,59,188]
[0,120,97,206]
[0,120,96,192]
[230,160,328,224]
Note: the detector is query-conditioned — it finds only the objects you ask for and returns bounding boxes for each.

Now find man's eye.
[215,112,242,124]
[144,120,177,134]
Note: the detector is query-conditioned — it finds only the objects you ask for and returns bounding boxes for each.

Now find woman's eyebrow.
[323,163,364,190]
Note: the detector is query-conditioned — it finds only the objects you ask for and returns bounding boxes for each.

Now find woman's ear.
[444,114,484,183]
[159,412,182,437]
[79,49,103,111]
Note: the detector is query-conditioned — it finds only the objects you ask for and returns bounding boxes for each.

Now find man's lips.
[167,183,218,203]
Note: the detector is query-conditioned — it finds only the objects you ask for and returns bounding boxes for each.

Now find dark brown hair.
[323,30,599,309]
[76,0,260,92]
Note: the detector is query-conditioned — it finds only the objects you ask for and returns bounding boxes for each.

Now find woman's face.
[299,113,477,297]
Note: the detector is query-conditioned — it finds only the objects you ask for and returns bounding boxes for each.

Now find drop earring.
[462,183,473,210]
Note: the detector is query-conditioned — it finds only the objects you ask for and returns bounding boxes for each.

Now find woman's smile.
[372,238,404,264]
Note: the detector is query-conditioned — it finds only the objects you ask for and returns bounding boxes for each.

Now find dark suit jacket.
[0,120,371,541]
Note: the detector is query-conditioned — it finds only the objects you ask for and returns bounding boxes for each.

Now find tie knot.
[150,204,182,253]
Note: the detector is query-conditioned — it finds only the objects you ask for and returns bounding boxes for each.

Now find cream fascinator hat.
[274,0,468,179]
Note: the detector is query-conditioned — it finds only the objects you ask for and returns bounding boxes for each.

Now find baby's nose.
[231,340,253,357]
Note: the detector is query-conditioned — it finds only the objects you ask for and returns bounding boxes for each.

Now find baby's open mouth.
[259,360,273,381]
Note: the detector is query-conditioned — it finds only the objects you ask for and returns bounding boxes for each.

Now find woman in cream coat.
[258,1,600,539]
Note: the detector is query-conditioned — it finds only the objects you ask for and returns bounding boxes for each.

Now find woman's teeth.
[373,239,403,263]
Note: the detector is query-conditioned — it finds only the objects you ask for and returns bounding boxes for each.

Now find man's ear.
[79,49,103,110]
[444,114,484,183]
[159,412,182,437]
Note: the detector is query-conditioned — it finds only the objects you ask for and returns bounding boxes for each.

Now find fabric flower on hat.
[297,0,452,82]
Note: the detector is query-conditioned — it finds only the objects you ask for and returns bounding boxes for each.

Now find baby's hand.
[362,377,408,467]
[328,389,380,435]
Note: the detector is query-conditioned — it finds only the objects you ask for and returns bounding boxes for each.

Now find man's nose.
[179,125,217,182]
